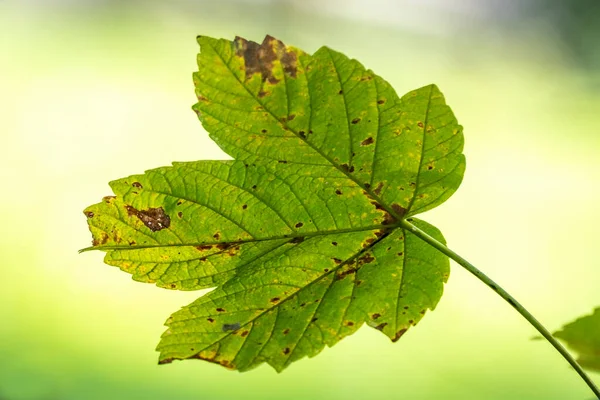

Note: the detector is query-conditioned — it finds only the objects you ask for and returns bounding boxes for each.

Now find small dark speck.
[335,189,342,195]
[351,118,361,124]
[331,241,338,246]
[311,317,318,322]
[132,182,142,189]
[295,222,303,228]
[85,211,94,218]
[261,129,267,133]
[251,185,257,190]
[216,308,225,312]
[242,204,248,209]
[177,212,183,218]
[283,348,290,355]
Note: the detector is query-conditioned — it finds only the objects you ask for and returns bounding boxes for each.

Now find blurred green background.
[1,0,599,399]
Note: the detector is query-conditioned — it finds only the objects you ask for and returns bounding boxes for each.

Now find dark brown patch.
[420,310,426,315]
[382,211,397,225]
[351,118,361,124]
[364,183,371,189]
[251,185,257,189]
[207,318,215,323]
[222,322,241,332]
[374,229,386,238]
[195,245,213,251]
[417,121,424,128]
[427,165,433,170]
[290,236,305,244]
[261,129,267,133]
[235,35,297,84]
[335,189,342,195]
[125,206,171,232]
[323,268,329,272]
[270,297,280,303]
[335,266,359,281]
[408,319,414,324]
[377,99,386,104]
[132,182,143,189]
[338,90,343,95]
[103,196,116,203]
[170,284,176,289]
[278,160,288,164]
[345,321,354,326]
[216,242,233,251]
[213,232,220,240]
[177,200,183,205]
[358,254,375,265]
[216,308,225,312]
[332,258,342,264]
[85,211,94,218]
[287,114,296,121]
[371,313,381,320]
[375,322,388,331]
[298,130,306,138]
[403,306,409,310]
[331,241,338,246]
[242,204,248,209]
[295,222,303,228]
[392,328,408,342]
[241,330,249,337]
[311,317,318,322]
[300,303,306,307]
[283,328,290,335]
[283,347,290,355]
[361,137,374,146]
[397,252,404,256]
[391,203,407,217]
[373,182,384,196]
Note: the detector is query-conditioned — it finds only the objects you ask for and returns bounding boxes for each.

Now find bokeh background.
[1,0,599,399]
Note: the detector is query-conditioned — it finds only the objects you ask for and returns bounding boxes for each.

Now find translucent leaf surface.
[554,308,600,373]
[83,35,465,371]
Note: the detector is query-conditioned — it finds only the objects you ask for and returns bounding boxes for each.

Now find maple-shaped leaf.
[554,308,600,373]
[82,35,465,372]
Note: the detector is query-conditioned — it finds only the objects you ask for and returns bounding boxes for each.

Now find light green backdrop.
[1,1,599,399]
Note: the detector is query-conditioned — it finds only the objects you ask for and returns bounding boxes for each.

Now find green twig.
[400,219,600,399]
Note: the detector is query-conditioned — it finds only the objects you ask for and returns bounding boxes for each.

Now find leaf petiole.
[400,219,600,399]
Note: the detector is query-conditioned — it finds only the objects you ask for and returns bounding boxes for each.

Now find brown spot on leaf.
[85,211,94,218]
[372,313,381,320]
[287,114,296,121]
[373,182,384,196]
[295,222,303,228]
[283,347,290,355]
[331,241,338,246]
[335,189,342,195]
[375,322,388,331]
[132,182,143,189]
[195,245,213,251]
[278,160,288,164]
[251,185,257,189]
[216,308,225,312]
[242,204,248,209]
[417,121,424,128]
[290,236,305,244]
[103,196,116,203]
[392,328,408,342]
[125,206,171,232]
[391,203,407,217]
[177,211,183,218]
[207,318,215,323]
[311,317,318,322]
[335,266,359,281]
[359,254,375,265]
[299,130,306,138]
[377,99,386,104]
[213,232,220,240]
[351,118,361,124]
[332,258,342,264]
[345,321,354,326]
[283,328,290,335]
[361,137,374,146]
[170,284,176,289]
[235,35,297,84]
[241,330,249,337]
[270,297,280,303]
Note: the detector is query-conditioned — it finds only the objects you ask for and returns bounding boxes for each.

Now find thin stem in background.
[400,219,600,399]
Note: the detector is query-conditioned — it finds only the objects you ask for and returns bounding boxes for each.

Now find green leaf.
[83,35,465,371]
[554,308,600,373]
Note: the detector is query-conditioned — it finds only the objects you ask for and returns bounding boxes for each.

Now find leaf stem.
[400,219,600,399]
